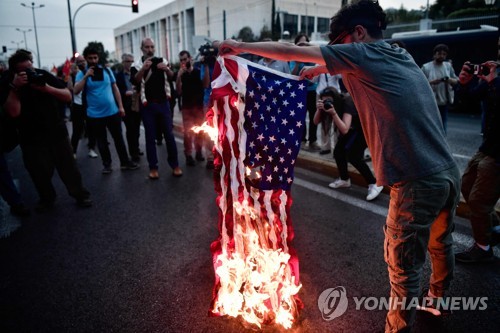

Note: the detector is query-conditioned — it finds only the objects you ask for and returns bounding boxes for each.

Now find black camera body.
[323,100,333,110]
[25,68,46,86]
[150,57,163,70]
[466,64,490,76]
[199,43,217,58]
[92,66,104,81]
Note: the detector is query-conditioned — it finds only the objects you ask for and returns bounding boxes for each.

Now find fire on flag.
[203,55,308,329]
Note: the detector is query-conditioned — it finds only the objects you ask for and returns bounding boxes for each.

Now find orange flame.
[212,199,302,329]
[192,122,218,142]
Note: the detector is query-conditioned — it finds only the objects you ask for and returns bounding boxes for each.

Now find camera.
[92,67,104,81]
[466,64,490,76]
[25,68,46,86]
[199,43,218,58]
[150,57,163,70]
[323,100,333,110]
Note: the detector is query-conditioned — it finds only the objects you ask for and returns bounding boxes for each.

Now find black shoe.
[195,152,205,162]
[156,140,163,146]
[186,155,196,166]
[417,290,453,316]
[131,155,140,163]
[138,150,144,156]
[319,149,331,155]
[121,162,139,170]
[206,160,214,170]
[76,198,93,208]
[455,243,494,263]
[35,200,55,213]
[102,166,112,174]
[10,204,31,217]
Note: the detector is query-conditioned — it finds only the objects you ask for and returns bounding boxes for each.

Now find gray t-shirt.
[320,41,456,185]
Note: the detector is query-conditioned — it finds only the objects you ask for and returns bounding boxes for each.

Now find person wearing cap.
[218,1,460,331]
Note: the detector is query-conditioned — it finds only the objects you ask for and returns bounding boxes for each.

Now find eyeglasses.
[179,57,189,61]
[123,60,134,63]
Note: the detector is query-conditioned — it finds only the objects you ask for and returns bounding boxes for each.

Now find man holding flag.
[219,1,460,331]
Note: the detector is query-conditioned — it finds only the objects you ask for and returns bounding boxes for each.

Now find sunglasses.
[328,30,350,45]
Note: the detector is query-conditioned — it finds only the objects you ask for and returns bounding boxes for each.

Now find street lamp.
[11,40,23,49]
[21,2,44,68]
[16,27,32,49]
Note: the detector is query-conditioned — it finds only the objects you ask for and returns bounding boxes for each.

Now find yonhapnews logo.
[318,286,349,321]
[318,286,488,321]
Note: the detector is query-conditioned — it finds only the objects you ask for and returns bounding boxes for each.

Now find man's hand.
[477,60,498,83]
[84,67,95,79]
[142,58,153,71]
[218,39,241,56]
[118,107,125,117]
[157,62,169,71]
[299,65,328,80]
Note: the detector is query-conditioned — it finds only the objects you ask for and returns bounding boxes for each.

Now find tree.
[237,27,255,42]
[260,25,272,41]
[429,0,492,18]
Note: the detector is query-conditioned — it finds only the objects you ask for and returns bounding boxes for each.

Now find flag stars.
[290,91,296,98]
[289,128,295,135]
[274,166,279,172]
[286,82,292,89]
[267,175,273,182]
[281,138,287,145]
[284,167,288,174]
[282,119,288,126]
[268,156,273,162]
[269,136,276,143]
[279,89,285,96]
[249,90,255,98]
[298,83,305,90]
[257,134,265,141]
[254,102,260,109]
[297,102,304,109]
[283,100,289,107]
[271,116,276,123]
[268,86,274,93]
[255,153,262,161]
[296,121,302,128]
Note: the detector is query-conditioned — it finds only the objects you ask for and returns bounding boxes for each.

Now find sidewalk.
[172,110,498,219]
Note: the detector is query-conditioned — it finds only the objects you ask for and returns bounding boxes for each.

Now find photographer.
[421,44,458,134]
[314,87,383,201]
[0,49,92,211]
[132,37,181,179]
[176,50,206,167]
[455,60,500,263]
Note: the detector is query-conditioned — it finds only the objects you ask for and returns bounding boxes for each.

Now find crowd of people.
[0,0,498,332]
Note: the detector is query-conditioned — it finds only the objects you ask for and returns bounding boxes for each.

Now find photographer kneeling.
[314,87,383,201]
[0,49,92,211]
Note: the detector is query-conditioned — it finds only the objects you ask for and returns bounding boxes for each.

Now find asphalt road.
[1,112,499,333]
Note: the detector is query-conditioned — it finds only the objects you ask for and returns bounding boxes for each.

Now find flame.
[212,199,302,329]
[192,121,218,142]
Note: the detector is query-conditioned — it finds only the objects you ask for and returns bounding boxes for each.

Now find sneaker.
[319,149,331,155]
[102,166,112,174]
[328,178,351,189]
[76,198,93,208]
[366,184,384,201]
[417,290,453,316]
[88,149,98,158]
[308,141,321,151]
[173,167,183,177]
[195,151,205,162]
[10,204,31,217]
[121,162,139,170]
[186,155,196,166]
[455,243,494,263]
[149,169,159,180]
[206,160,215,170]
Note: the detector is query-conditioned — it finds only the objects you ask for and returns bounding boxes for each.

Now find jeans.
[437,105,448,135]
[140,101,179,170]
[87,113,130,167]
[70,103,96,153]
[0,153,23,207]
[181,105,205,156]
[461,152,500,246]
[334,131,376,185]
[384,165,460,333]
[20,138,90,203]
[122,108,142,159]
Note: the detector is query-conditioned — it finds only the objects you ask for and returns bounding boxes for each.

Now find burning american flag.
[205,55,307,329]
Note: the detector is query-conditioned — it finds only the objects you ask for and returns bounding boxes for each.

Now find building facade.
[113,0,341,63]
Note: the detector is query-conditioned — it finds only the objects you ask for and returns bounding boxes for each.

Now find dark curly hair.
[329,0,387,44]
[83,45,100,58]
[8,49,33,70]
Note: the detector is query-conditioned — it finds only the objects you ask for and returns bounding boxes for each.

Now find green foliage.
[260,25,272,41]
[429,0,492,19]
[448,7,500,19]
[237,27,256,42]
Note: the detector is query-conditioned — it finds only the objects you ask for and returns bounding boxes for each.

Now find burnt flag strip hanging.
[206,55,307,329]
